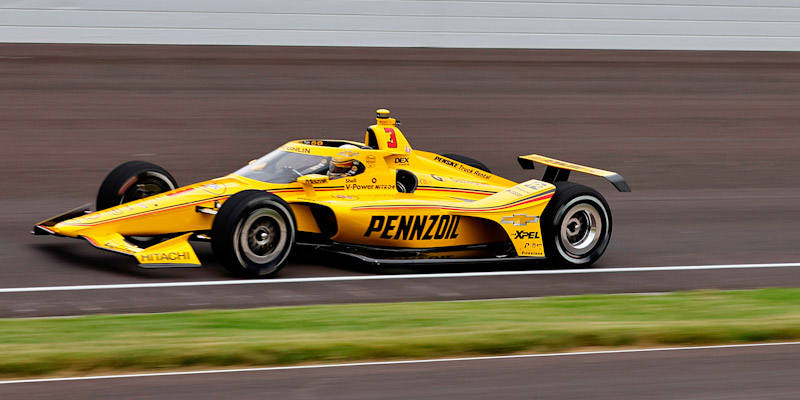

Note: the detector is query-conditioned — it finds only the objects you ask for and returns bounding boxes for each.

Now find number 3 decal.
[384,127,397,148]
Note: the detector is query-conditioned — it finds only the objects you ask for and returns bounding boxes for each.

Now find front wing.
[35,209,202,268]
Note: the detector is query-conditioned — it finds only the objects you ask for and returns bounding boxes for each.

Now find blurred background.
[3,0,800,277]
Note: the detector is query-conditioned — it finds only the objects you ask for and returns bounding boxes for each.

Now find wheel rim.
[120,171,175,246]
[559,202,602,257]
[238,209,287,265]
[120,172,175,204]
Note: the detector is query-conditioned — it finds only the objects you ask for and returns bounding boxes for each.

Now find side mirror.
[297,174,329,186]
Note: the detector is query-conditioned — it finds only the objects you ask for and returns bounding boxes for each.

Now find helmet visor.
[329,163,353,175]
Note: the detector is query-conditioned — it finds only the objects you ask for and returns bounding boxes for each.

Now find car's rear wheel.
[541,181,611,267]
[211,190,296,278]
[441,153,491,173]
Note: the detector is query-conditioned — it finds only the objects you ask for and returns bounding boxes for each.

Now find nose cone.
[51,218,92,238]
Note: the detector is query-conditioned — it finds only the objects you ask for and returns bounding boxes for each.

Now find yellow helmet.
[329,144,360,177]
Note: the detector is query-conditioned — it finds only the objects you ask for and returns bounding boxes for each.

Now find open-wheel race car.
[33,109,630,277]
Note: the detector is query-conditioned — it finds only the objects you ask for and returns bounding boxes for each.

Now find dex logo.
[514,231,540,240]
[501,214,540,226]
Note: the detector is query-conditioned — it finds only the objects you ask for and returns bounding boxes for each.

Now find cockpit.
[235,149,330,184]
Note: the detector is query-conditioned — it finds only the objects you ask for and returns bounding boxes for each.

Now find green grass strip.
[2,288,800,378]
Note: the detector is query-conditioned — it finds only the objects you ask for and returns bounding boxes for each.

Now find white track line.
[2,262,800,293]
[2,342,798,385]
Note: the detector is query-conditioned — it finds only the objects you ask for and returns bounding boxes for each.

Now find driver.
[328,144,365,179]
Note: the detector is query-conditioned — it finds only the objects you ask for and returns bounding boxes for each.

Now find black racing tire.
[441,153,491,173]
[97,161,178,211]
[211,190,296,278]
[540,181,612,267]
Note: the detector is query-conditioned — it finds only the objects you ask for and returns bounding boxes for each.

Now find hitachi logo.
[364,215,460,240]
[140,252,191,262]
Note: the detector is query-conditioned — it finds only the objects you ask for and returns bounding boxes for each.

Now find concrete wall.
[2,0,800,50]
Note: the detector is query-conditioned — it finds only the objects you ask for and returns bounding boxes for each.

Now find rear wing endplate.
[518,154,631,192]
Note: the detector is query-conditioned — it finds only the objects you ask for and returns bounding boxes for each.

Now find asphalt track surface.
[3,343,800,399]
[2,45,800,317]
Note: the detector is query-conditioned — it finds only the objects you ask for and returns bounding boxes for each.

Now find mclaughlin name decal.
[364,215,460,240]
[281,145,312,154]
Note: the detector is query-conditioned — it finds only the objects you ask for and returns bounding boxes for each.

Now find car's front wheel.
[541,181,612,267]
[96,161,178,247]
[96,161,178,211]
[211,190,296,278]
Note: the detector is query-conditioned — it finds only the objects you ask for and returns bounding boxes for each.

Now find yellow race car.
[33,109,630,277]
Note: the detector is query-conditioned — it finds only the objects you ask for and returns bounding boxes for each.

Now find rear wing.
[518,154,631,192]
